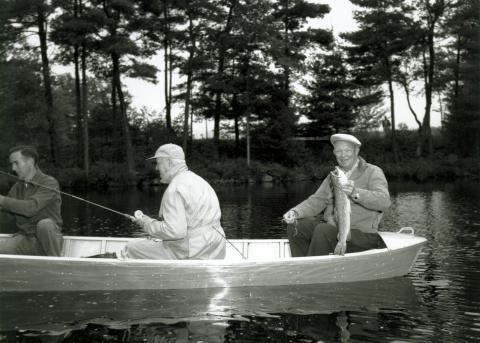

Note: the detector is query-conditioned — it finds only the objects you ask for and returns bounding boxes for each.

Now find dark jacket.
[0,169,63,235]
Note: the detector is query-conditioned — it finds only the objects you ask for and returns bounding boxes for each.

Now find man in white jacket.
[121,144,226,260]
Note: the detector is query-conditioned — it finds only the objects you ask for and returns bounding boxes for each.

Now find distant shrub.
[54,129,479,189]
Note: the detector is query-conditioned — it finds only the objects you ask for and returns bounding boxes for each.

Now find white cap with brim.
[147,143,185,160]
[330,133,362,147]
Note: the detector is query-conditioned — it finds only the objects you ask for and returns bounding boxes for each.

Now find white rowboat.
[0,228,426,292]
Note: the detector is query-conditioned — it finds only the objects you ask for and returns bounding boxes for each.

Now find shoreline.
[59,157,480,190]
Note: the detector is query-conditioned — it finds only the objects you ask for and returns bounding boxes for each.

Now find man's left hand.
[341,180,355,195]
[334,241,347,256]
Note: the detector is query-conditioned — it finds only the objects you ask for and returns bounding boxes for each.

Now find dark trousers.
[287,218,386,257]
[0,219,63,256]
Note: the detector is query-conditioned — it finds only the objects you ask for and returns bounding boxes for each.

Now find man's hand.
[130,210,146,228]
[340,180,355,196]
[282,210,297,224]
[334,241,347,256]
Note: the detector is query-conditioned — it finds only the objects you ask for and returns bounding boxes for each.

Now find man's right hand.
[130,210,146,227]
[283,210,297,224]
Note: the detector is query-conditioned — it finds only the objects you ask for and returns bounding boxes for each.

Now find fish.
[330,166,351,255]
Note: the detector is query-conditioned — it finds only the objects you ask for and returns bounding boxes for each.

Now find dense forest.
[0,0,478,187]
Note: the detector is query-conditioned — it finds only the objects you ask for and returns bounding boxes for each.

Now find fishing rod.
[1,169,248,259]
[0,169,133,220]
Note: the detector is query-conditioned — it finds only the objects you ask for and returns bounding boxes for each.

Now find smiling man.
[0,145,63,256]
[283,133,391,256]
[121,143,226,260]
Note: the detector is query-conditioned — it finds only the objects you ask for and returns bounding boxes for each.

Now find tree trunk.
[81,43,89,177]
[213,1,236,147]
[74,44,82,167]
[453,33,461,101]
[74,0,82,168]
[243,58,252,167]
[422,27,435,157]
[190,109,193,148]
[37,5,57,164]
[421,0,445,157]
[112,53,136,184]
[183,67,193,154]
[283,0,291,107]
[401,79,423,157]
[246,111,250,168]
[183,15,196,154]
[111,67,117,164]
[384,57,399,163]
[232,93,240,156]
[163,1,171,129]
[169,44,173,124]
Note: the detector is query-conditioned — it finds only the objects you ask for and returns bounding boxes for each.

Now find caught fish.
[330,166,351,255]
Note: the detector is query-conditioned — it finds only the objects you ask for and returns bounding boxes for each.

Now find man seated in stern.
[282,133,391,257]
[121,143,226,260]
[0,145,64,256]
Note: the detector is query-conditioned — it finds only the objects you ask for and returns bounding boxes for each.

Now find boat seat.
[226,239,291,260]
[62,236,135,258]
[62,236,292,260]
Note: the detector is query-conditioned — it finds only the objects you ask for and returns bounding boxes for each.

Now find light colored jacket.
[291,157,391,233]
[140,169,226,259]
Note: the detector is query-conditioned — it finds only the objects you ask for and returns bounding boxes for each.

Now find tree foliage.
[0,0,477,181]
[444,0,480,157]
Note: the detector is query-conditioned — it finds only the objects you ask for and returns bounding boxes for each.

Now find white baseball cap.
[330,133,362,147]
[147,143,185,160]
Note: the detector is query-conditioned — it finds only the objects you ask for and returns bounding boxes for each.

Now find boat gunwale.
[0,236,427,266]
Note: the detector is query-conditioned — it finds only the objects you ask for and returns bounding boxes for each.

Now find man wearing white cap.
[282,133,391,256]
[121,143,226,260]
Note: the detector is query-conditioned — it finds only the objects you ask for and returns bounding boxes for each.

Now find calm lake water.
[1,179,480,342]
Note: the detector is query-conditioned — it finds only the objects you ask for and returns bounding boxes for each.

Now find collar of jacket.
[161,163,188,184]
[21,168,43,186]
[350,157,367,179]
[30,168,44,183]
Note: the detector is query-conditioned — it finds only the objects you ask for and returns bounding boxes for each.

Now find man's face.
[155,157,171,179]
[333,141,359,170]
[9,151,35,180]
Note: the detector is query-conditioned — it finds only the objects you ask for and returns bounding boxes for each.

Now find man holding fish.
[283,133,390,256]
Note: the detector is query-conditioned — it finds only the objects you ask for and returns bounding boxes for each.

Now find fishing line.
[0,169,133,219]
[213,226,247,260]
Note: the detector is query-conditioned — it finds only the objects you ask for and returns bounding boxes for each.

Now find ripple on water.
[3,180,479,342]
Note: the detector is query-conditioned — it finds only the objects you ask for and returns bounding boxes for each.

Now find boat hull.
[0,232,426,292]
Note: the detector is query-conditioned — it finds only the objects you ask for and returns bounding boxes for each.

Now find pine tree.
[343,0,418,162]
[1,0,59,163]
[301,50,382,135]
[444,0,480,157]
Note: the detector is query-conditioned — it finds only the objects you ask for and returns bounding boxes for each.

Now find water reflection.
[1,277,419,342]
